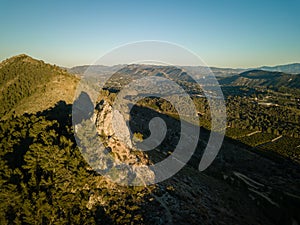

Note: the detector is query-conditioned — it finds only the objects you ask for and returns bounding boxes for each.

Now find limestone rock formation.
[93,99,154,185]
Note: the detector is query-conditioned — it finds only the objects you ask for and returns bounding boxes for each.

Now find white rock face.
[95,101,132,148]
[93,99,154,185]
[112,109,132,148]
[95,102,114,137]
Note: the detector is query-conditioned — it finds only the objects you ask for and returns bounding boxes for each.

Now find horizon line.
[1,53,299,70]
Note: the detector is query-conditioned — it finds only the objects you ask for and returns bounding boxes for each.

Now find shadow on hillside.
[3,100,300,224]
[1,101,114,225]
[45,99,300,224]
[36,100,73,125]
[128,103,300,225]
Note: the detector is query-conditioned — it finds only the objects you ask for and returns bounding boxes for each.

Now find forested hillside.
[0,56,153,224]
[0,101,154,224]
[0,54,78,119]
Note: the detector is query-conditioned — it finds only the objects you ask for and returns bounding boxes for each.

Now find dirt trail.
[256,135,283,148]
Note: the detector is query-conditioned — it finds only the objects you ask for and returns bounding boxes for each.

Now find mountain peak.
[8,53,33,61]
[13,53,30,58]
[0,54,38,67]
[0,54,78,119]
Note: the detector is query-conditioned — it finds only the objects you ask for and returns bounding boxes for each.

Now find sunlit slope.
[0,54,79,119]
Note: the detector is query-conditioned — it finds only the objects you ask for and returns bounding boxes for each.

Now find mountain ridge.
[259,63,300,74]
[3,54,298,74]
[0,54,79,119]
[220,69,300,90]
[68,62,300,78]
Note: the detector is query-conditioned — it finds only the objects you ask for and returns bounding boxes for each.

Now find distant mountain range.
[67,62,300,92]
[220,69,300,90]
[68,63,300,77]
[68,64,125,76]
[259,63,300,74]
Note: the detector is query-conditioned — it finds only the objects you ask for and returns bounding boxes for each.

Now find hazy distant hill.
[68,64,125,76]
[220,69,300,89]
[0,54,78,119]
[209,67,245,77]
[69,63,300,78]
[69,64,245,78]
[259,63,300,74]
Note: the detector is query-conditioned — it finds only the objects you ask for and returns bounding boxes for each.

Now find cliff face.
[93,99,155,186]
[95,101,132,148]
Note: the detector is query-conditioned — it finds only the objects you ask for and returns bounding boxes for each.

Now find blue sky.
[1,0,299,68]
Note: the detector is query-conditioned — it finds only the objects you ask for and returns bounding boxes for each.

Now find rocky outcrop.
[93,99,154,185]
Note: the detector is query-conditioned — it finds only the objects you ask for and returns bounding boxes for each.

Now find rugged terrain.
[91,79,300,224]
[1,55,300,224]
